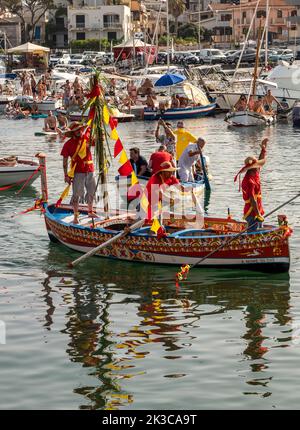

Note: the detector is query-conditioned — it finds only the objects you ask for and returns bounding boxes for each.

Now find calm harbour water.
[0,114,300,410]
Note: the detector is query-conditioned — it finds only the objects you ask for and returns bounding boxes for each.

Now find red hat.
[234,156,265,190]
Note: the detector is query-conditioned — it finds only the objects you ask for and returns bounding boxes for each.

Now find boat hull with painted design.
[143,103,216,121]
[43,203,291,273]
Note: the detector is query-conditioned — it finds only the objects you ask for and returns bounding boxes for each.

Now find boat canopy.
[171,82,210,105]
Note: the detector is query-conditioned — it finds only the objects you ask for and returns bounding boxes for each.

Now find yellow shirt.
[174,129,197,160]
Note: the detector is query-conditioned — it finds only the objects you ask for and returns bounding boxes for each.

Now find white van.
[198,49,227,65]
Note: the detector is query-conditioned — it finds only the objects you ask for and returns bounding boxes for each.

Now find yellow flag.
[131,171,139,186]
[119,149,128,166]
[103,105,110,125]
[111,128,119,141]
[140,193,149,212]
[60,184,71,201]
[150,217,161,234]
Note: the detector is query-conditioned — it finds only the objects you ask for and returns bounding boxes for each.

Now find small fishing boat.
[225,110,276,127]
[0,157,40,188]
[35,150,290,274]
[41,201,290,273]
[34,73,292,274]
[143,103,216,121]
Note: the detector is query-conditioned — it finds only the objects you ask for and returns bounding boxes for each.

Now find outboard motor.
[292,102,300,127]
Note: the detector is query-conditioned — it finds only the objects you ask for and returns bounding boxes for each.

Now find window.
[291,10,297,17]
[64,34,68,45]
[103,14,120,28]
[277,10,282,18]
[257,10,266,18]
[107,31,117,41]
[76,15,85,28]
[242,12,246,20]
[76,32,85,40]
[221,14,231,22]
[34,26,41,40]
[52,34,56,43]
[278,27,282,35]
[56,17,64,27]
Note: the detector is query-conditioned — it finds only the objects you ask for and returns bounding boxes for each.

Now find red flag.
[114,138,123,157]
[118,160,133,176]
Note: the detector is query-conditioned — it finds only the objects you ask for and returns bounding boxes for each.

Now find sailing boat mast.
[252,21,262,96]
[166,0,170,70]
[265,0,269,67]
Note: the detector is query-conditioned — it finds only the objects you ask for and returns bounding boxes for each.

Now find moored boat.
[225,110,276,127]
[143,103,216,121]
[0,157,40,188]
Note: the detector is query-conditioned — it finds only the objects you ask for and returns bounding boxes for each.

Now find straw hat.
[234,156,264,187]
[63,122,85,137]
[157,161,178,173]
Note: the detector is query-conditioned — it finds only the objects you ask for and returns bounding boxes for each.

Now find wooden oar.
[186,191,300,272]
[69,218,145,268]
[199,150,211,191]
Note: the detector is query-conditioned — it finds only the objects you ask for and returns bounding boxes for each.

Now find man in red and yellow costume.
[61,122,96,224]
[234,138,268,231]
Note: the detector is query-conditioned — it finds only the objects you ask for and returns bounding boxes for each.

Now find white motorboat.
[15,95,62,112]
[225,110,276,127]
[0,157,40,188]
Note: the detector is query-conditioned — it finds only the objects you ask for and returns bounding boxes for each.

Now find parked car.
[226,48,258,64]
[268,49,294,63]
[69,54,84,65]
[58,54,71,65]
[183,53,200,65]
[197,49,227,65]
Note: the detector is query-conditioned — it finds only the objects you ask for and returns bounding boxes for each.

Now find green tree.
[3,0,54,42]
[168,0,185,36]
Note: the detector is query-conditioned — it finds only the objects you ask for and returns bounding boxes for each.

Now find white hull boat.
[0,158,40,188]
[225,110,276,127]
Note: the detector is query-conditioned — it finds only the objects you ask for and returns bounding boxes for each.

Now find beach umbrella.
[154,72,186,87]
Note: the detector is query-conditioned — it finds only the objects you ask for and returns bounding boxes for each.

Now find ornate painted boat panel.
[44,204,290,273]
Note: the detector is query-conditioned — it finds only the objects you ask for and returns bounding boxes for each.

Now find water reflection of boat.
[41,252,291,409]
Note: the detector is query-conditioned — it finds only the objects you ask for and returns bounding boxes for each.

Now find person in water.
[43,111,57,132]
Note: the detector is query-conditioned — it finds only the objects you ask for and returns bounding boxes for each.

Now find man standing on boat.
[234,138,268,231]
[178,138,206,182]
[61,122,97,224]
[173,121,197,161]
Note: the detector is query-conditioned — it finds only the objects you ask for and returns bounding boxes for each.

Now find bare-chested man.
[44,111,57,132]
[263,89,282,113]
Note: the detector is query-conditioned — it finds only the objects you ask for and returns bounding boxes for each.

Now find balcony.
[102,22,122,29]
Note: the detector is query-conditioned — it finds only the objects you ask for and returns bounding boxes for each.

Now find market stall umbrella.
[154,72,186,87]
[7,42,50,54]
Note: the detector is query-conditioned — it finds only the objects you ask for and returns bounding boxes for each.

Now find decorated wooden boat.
[0,157,40,189]
[225,111,276,127]
[143,103,216,121]
[33,72,292,274]
[41,201,290,273]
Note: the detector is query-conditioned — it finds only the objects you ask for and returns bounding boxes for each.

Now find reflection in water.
[41,243,291,409]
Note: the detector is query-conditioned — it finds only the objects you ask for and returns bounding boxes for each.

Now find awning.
[7,42,50,54]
